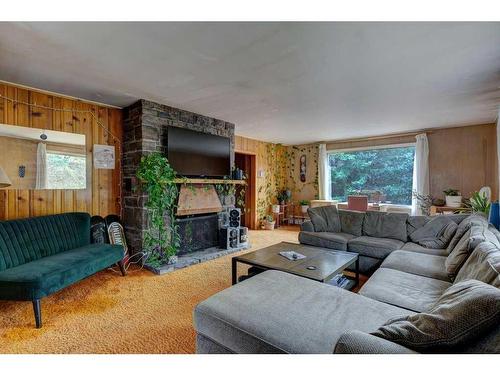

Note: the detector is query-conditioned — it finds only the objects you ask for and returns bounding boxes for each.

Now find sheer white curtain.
[412,133,430,215]
[35,142,48,189]
[318,143,330,200]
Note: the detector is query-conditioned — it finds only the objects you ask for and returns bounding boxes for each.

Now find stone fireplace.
[122,99,235,257]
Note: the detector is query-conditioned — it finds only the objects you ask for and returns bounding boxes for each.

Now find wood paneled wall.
[428,124,498,201]
[235,136,287,228]
[0,82,122,221]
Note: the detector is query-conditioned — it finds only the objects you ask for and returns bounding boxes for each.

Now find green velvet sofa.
[0,212,125,328]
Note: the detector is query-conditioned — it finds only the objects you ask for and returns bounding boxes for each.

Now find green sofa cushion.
[0,213,91,271]
[0,244,124,300]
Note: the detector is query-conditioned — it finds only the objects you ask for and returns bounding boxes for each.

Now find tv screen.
[167,127,231,178]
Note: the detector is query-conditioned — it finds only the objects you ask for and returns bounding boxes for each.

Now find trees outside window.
[328,146,415,205]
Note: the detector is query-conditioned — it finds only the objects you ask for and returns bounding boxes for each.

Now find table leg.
[232,258,237,285]
[355,257,360,288]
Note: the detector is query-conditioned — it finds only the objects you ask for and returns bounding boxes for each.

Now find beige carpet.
[0,228,301,353]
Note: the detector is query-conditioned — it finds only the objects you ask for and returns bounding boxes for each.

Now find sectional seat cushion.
[0,244,124,300]
[363,212,409,242]
[194,270,412,354]
[371,280,500,353]
[307,206,341,233]
[359,268,452,312]
[347,236,404,259]
[409,216,458,249]
[298,231,355,251]
[400,242,448,256]
[381,250,450,282]
[446,214,488,254]
[455,241,500,287]
[339,210,365,236]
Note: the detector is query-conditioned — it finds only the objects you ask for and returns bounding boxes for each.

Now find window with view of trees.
[47,152,86,189]
[328,145,415,205]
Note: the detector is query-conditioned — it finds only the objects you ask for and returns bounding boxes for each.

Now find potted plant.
[263,215,276,230]
[466,191,491,217]
[443,189,462,208]
[277,190,288,205]
[299,199,310,214]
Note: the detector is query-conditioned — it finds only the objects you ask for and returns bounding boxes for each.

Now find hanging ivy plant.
[136,152,180,267]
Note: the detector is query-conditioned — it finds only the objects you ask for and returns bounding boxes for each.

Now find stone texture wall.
[122,99,235,255]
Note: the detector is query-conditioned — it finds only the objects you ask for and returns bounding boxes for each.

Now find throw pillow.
[445,228,473,278]
[363,211,409,242]
[339,210,365,236]
[307,206,341,233]
[371,279,500,353]
[446,214,488,254]
[454,241,500,287]
[409,216,458,249]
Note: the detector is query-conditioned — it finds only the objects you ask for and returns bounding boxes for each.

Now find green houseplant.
[263,214,276,230]
[466,191,491,216]
[136,152,180,267]
[443,189,462,208]
[299,199,310,214]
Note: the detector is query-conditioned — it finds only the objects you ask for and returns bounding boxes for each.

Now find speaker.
[239,227,248,245]
[219,227,240,250]
[228,208,241,228]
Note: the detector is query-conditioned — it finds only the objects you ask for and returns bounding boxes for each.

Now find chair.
[347,195,368,211]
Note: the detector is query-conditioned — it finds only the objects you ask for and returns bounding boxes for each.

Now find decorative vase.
[301,205,309,214]
[489,201,500,229]
[445,195,462,208]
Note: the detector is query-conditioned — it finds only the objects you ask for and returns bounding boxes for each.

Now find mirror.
[0,123,86,190]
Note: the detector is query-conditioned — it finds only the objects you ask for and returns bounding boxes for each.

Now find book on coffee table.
[279,251,306,261]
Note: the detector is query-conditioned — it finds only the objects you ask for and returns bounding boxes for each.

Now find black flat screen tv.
[167,127,231,178]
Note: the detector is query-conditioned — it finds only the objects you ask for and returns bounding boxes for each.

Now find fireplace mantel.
[174,178,246,185]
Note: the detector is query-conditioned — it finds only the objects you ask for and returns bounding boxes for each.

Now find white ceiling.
[0,22,499,145]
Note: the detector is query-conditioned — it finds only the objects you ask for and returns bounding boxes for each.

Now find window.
[46,152,86,189]
[328,145,415,205]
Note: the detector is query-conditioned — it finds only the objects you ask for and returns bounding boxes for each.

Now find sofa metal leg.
[118,260,126,276]
[32,299,42,329]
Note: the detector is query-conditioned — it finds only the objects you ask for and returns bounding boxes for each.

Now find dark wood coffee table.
[232,242,359,290]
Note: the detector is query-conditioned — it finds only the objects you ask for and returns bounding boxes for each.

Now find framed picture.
[93,144,115,169]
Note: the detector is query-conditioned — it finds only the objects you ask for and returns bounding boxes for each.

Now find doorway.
[235,152,257,229]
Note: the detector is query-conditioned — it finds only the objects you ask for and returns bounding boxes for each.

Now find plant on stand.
[443,189,462,208]
[136,152,180,268]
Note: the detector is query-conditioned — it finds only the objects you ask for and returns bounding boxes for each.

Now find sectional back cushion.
[446,214,488,254]
[0,212,91,271]
[409,216,458,249]
[455,241,500,287]
[339,210,365,236]
[363,211,409,242]
[406,216,431,237]
[307,206,341,233]
[371,279,500,353]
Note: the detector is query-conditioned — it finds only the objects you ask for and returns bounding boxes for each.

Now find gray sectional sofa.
[193,209,500,354]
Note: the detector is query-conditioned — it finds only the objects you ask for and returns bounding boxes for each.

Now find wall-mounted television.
[167,126,231,178]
